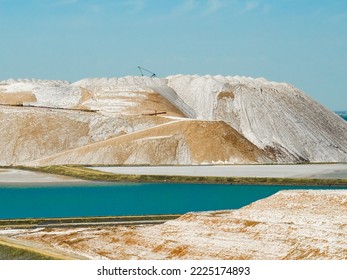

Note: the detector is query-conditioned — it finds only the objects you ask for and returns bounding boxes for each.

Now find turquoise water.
[1,183,346,219]
[336,112,347,121]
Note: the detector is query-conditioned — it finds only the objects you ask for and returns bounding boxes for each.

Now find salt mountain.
[0,75,346,166]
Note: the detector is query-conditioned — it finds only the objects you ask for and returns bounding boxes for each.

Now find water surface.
[0,183,346,219]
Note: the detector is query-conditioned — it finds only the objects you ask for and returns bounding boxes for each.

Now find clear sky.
[0,0,346,110]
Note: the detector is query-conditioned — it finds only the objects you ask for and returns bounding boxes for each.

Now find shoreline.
[0,214,181,229]
[89,163,347,179]
[1,164,347,186]
[0,236,83,260]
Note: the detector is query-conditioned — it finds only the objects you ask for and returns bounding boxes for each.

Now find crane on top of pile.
[137,66,157,78]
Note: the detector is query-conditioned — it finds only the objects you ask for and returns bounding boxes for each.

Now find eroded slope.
[167,75,347,162]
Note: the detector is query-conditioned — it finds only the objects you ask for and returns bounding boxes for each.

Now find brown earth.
[28,120,270,166]
[0,92,37,105]
[0,106,173,165]
[126,92,185,117]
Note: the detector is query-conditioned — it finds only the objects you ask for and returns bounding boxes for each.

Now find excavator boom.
[137,66,156,77]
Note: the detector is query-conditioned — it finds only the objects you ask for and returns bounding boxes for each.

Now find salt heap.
[0,75,346,166]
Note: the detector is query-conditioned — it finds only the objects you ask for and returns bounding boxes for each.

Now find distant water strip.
[336,112,347,121]
[0,183,346,219]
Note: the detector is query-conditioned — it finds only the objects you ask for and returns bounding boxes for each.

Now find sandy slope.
[2,190,346,260]
[28,120,270,166]
[0,106,171,165]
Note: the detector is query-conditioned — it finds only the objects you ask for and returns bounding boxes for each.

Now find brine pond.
[0,183,346,219]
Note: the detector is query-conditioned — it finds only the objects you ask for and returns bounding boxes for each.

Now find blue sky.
[0,0,346,110]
